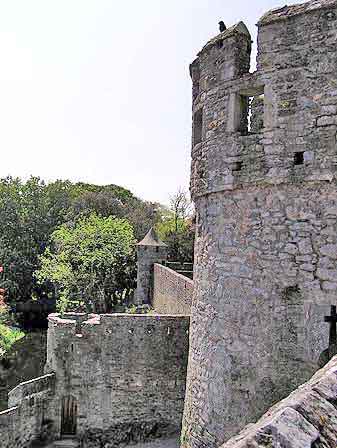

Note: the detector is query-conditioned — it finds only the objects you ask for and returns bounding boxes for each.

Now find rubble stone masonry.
[221,355,337,448]
[152,264,193,315]
[45,313,189,443]
[0,374,55,448]
[182,1,337,447]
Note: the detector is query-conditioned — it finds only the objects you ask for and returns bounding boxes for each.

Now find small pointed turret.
[137,227,168,247]
[135,228,168,305]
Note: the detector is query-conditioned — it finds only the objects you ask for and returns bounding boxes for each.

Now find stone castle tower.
[135,228,167,305]
[182,1,337,447]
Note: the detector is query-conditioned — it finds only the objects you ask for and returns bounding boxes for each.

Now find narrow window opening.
[233,161,243,172]
[250,95,265,134]
[190,61,200,101]
[193,108,203,146]
[294,152,304,165]
[217,39,224,49]
[237,87,264,136]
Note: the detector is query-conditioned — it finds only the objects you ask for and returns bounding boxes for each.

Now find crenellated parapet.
[190,2,337,201]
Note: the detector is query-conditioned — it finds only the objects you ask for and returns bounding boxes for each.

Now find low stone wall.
[9,373,55,407]
[0,373,55,448]
[221,355,337,447]
[153,264,193,315]
[0,330,47,411]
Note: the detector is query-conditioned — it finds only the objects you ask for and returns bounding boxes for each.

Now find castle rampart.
[183,1,337,446]
[152,263,193,315]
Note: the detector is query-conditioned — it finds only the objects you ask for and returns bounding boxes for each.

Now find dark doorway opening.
[61,396,77,436]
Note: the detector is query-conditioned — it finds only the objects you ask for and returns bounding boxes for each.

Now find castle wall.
[152,264,193,315]
[46,313,189,444]
[221,354,337,447]
[183,2,337,447]
[0,373,55,448]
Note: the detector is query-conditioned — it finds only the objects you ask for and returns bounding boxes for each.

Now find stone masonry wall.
[222,355,337,447]
[45,313,189,444]
[183,1,337,448]
[152,264,193,315]
[0,373,55,448]
[0,331,47,411]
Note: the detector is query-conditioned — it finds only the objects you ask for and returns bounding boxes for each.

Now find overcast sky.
[0,0,303,204]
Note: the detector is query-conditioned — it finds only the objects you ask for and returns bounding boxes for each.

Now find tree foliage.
[0,177,159,307]
[35,214,136,313]
[156,189,195,263]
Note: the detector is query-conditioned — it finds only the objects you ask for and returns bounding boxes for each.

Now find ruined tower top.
[190,0,337,200]
[259,0,337,25]
[198,21,251,54]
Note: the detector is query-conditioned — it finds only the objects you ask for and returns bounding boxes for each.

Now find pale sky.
[0,0,303,204]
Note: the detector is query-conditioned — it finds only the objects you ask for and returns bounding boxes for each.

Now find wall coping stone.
[8,373,55,407]
[154,263,194,288]
[221,355,337,447]
[0,406,18,418]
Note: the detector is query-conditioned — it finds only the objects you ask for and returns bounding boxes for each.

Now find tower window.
[193,108,203,146]
[217,39,224,49]
[239,94,265,135]
[233,161,243,172]
[294,152,304,165]
[228,86,265,135]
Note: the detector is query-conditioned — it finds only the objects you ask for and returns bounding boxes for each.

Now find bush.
[0,323,25,354]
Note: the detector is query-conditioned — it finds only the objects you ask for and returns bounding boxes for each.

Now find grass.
[0,323,25,354]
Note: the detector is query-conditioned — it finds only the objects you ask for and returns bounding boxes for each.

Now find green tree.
[35,213,136,313]
[0,177,71,305]
[156,190,195,263]
[0,177,159,310]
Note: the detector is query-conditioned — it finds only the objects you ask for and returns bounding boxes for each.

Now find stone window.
[227,86,265,135]
[193,108,203,146]
[239,89,265,135]
[294,151,304,165]
[250,95,265,133]
[233,161,243,172]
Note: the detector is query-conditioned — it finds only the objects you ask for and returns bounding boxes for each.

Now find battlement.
[48,312,189,332]
[258,0,337,25]
[190,0,337,199]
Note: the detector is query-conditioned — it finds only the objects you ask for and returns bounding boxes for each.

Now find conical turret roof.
[137,228,168,247]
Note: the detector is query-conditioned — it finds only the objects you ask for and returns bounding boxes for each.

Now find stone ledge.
[221,355,337,447]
